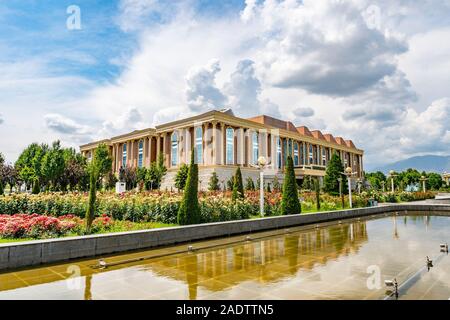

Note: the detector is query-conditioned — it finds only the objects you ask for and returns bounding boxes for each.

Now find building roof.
[311,130,326,141]
[296,126,313,137]
[335,137,346,146]
[323,134,337,144]
[246,115,298,133]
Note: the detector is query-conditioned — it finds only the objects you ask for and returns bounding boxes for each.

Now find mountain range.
[371,155,450,174]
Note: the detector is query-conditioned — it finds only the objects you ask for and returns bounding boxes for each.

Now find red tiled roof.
[323,134,337,144]
[296,126,313,137]
[311,130,326,141]
[335,137,346,146]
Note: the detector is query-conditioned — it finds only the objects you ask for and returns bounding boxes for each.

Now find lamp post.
[419,176,428,192]
[343,167,356,208]
[338,177,344,209]
[252,156,269,217]
[389,170,398,193]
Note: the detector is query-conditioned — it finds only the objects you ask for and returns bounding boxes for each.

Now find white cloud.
[99,107,150,137]
[293,107,315,118]
[225,59,281,118]
[249,0,409,97]
[1,0,450,169]
[185,59,227,112]
[0,114,3,125]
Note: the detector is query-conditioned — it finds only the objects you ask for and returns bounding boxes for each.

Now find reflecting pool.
[1,212,450,300]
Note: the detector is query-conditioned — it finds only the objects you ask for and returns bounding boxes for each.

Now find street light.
[251,156,270,217]
[419,175,428,192]
[389,170,398,193]
[342,167,357,208]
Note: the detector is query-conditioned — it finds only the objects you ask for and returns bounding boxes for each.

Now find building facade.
[80,109,364,190]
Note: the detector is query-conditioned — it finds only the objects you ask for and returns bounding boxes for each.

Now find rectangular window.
[294,142,299,166]
[252,132,259,165]
[309,144,313,165]
[277,137,282,169]
[138,140,144,168]
[171,133,178,167]
[226,128,234,165]
[322,147,326,166]
[300,143,304,165]
[122,143,127,167]
[195,127,203,164]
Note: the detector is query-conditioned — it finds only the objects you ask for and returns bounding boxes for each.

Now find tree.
[301,175,312,190]
[314,178,321,211]
[365,171,386,190]
[232,167,244,201]
[208,172,220,191]
[136,167,147,191]
[62,150,87,191]
[323,153,347,195]
[245,177,255,191]
[177,150,200,225]
[15,143,47,190]
[427,172,443,190]
[86,144,112,233]
[122,167,137,190]
[41,141,65,191]
[2,165,17,193]
[281,156,301,215]
[174,164,189,191]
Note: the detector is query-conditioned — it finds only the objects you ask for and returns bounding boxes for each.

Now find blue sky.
[0,0,449,169]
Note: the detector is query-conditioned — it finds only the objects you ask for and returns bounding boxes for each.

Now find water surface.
[1,212,450,300]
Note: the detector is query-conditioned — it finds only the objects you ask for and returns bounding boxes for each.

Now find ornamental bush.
[281,156,301,215]
[232,167,245,201]
[177,151,201,225]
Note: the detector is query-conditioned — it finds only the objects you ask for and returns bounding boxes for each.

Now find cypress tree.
[281,156,301,215]
[324,153,347,195]
[315,178,321,210]
[177,150,201,225]
[232,167,245,201]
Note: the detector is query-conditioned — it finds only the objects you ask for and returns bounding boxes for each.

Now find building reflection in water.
[145,221,369,298]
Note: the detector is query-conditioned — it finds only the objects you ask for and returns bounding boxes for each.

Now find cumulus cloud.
[100,107,149,137]
[293,107,315,118]
[225,59,281,118]
[248,0,409,97]
[185,59,228,113]
[44,113,93,143]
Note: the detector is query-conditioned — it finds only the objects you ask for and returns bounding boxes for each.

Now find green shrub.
[281,156,301,215]
[177,151,200,225]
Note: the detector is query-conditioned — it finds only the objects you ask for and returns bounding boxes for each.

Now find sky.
[0,0,449,170]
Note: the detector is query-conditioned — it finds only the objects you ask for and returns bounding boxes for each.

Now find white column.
[237,128,245,165]
[270,131,277,170]
[212,122,217,165]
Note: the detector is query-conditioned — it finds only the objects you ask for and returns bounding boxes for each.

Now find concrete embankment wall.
[1,204,450,271]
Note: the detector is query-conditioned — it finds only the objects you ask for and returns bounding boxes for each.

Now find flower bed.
[0,190,434,235]
[0,213,173,239]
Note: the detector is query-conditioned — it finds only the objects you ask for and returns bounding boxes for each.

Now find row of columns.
[88,123,363,177]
